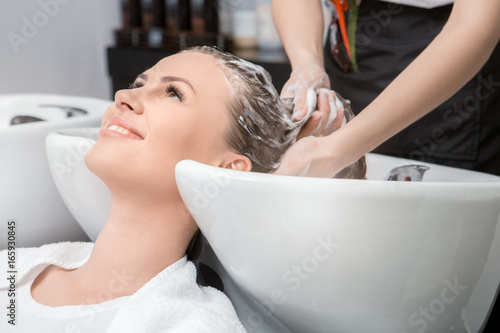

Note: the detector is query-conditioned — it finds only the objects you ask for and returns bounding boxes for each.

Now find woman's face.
[86,52,240,198]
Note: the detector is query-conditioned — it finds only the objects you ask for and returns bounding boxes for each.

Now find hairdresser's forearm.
[272,0,325,70]
[319,0,500,174]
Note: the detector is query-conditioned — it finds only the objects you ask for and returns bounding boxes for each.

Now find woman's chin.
[84,146,105,177]
[83,146,123,188]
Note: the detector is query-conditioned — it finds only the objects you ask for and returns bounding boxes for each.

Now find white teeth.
[107,124,131,136]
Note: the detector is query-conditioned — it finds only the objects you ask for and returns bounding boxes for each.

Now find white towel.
[0,242,247,333]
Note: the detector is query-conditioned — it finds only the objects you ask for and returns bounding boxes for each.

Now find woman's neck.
[73,194,196,297]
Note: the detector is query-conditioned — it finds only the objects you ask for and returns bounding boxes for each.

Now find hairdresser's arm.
[275,0,500,177]
[272,0,333,134]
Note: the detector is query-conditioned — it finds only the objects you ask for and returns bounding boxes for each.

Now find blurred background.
[0,0,120,99]
[0,0,287,100]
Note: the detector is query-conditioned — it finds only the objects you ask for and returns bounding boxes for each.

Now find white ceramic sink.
[44,126,500,332]
[176,156,500,333]
[0,94,111,249]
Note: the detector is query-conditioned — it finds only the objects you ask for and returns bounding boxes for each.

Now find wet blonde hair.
[183,46,365,178]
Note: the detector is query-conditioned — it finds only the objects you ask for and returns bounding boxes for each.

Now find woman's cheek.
[101,105,115,127]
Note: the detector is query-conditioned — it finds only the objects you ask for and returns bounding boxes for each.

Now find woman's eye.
[129,81,144,89]
[166,84,183,102]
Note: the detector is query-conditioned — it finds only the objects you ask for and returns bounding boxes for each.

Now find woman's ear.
[222,154,252,172]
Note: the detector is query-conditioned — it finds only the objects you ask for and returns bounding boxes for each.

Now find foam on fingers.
[318,88,340,128]
[306,87,317,118]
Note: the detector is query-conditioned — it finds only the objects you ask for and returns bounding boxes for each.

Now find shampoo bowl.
[175,155,500,333]
[44,127,500,332]
[0,94,111,249]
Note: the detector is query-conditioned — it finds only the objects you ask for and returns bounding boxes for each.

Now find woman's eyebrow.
[162,76,196,95]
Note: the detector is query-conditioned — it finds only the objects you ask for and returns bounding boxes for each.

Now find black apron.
[325,1,500,176]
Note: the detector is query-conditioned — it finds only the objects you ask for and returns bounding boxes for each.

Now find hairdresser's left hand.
[275,90,348,177]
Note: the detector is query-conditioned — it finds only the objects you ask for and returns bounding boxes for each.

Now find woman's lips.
[100,116,144,140]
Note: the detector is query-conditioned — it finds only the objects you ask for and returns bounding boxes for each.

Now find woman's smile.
[100,116,144,140]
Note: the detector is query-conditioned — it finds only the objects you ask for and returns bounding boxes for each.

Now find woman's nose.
[114,88,144,114]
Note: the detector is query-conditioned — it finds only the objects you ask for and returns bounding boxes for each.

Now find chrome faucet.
[40,105,87,118]
[386,165,430,181]
[10,105,88,125]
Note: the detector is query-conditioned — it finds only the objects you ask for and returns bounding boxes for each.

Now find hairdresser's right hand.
[274,135,339,178]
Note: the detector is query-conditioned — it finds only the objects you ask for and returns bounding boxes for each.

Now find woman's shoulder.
[0,241,93,289]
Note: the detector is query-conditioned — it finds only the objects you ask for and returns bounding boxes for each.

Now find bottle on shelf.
[190,0,219,34]
[204,0,219,33]
[256,0,282,50]
[118,0,142,47]
[141,0,165,47]
[128,0,142,27]
[232,0,257,49]
[141,0,165,30]
[164,0,191,32]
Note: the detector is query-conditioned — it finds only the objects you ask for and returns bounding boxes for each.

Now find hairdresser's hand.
[281,63,330,120]
[296,89,346,140]
[274,136,339,178]
[281,64,345,139]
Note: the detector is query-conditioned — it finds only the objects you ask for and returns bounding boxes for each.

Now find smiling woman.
[0,46,360,333]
